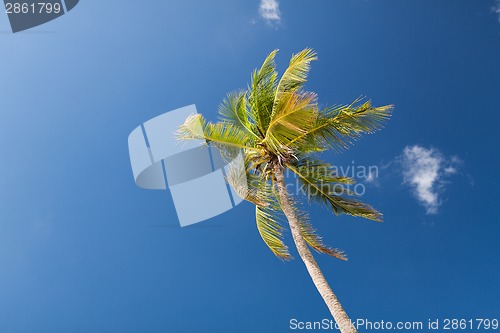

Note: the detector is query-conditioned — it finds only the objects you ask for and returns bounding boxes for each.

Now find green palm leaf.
[271,48,317,118]
[292,99,393,152]
[256,204,292,260]
[334,99,393,135]
[224,154,291,260]
[226,165,270,207]
[177,113,257,151]
[296,209,347,260]
[248,49,279,136]
[264,91,318,155]
[218,90,260,140]
[292,157,355,185]
[287,159,382,221]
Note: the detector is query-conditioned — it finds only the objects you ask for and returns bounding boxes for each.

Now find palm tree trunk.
[274,166,357,333]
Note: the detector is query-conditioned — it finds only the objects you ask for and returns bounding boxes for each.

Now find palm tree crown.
[178,48,392,260]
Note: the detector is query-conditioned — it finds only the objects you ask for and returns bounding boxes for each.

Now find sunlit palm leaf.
[256,202,292,260]
[264,91,318,155]
[271,48,317,118]
[218,90,260,140]
[177,113,257,151]
[323,99,393,138]
[292,100,393,152]
[248,49,279,136]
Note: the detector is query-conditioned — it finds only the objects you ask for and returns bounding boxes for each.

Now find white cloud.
[259,0,281,25]
[444,166,457,175]
[493,0,500,23]
[401,145,460,214]
[364,167,380,187]
[365,170,376,183]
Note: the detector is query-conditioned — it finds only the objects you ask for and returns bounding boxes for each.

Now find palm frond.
[293,114,351,153]
[324,99,393,138]
[271,48,317,118]
[264,91,318,155]
[287,159,382,222]
[218,91,260,140]
[273,191,346,260]
[248,49,279,136]
[226,164,270,207]
[292,157,355,185]
[224,153,291,260]
[296,209,347,260]
[177,114,258,151]
[256,200,292,260]
[291,99,393,152]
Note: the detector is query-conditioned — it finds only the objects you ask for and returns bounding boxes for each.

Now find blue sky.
[1,1,499,332]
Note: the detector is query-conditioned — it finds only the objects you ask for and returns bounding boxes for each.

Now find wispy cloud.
[259,0,281,25]
[364,167,380,187]
[365,169,377,183]
[401,145,461,214]
[493,0,500,23]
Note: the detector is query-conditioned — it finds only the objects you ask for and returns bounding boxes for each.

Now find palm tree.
[178,49,392,333]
